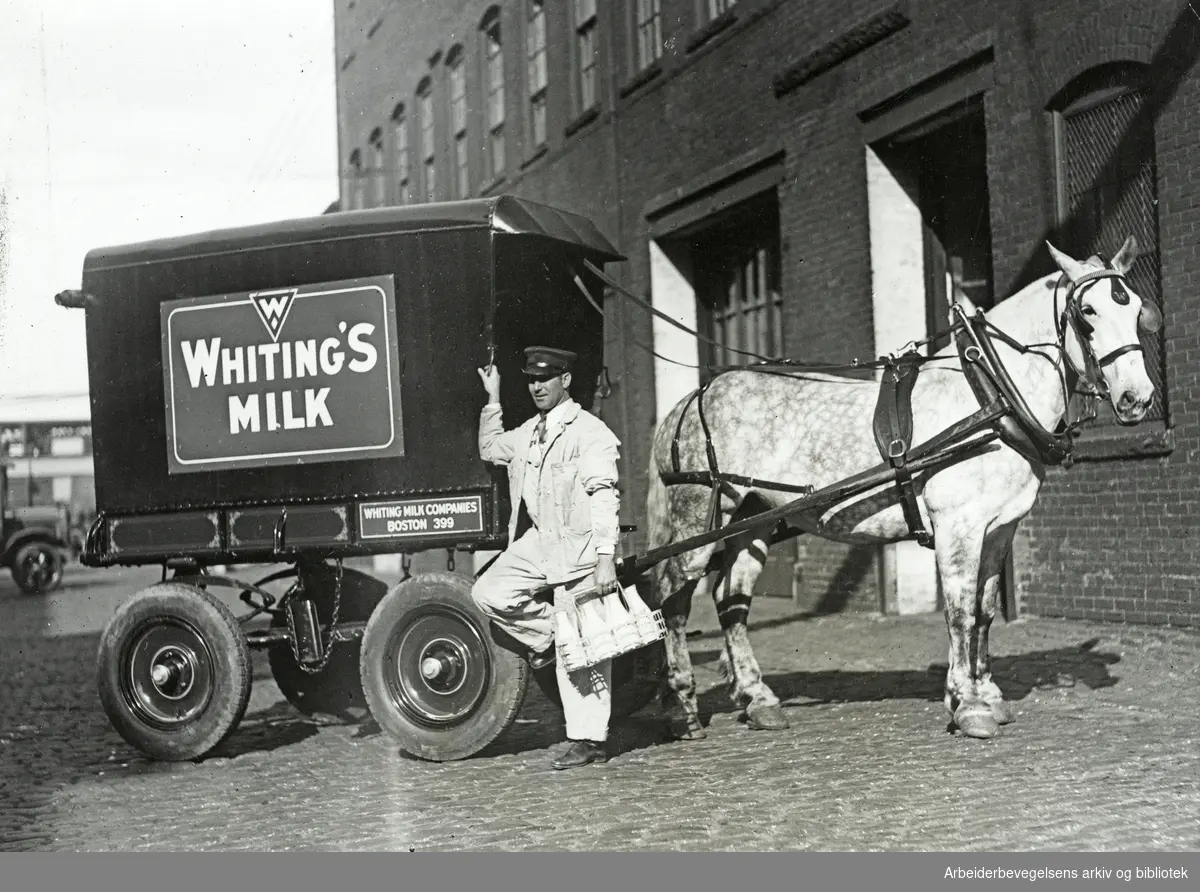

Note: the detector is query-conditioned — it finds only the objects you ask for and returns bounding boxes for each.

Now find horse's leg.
[974,521,1019,726]
[658,572,708,740]
[934,522,1000,739]
[713,525,788,731]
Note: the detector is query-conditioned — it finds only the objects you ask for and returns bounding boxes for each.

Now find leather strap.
[873,353,933,548]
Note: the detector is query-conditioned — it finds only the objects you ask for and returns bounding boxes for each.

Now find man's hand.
[477,364,501,404]
[593,554,618,594]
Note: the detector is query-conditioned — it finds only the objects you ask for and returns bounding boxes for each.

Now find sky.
[0,0,339,400]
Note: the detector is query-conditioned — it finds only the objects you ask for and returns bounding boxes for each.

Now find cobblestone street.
[2,563,1199,851]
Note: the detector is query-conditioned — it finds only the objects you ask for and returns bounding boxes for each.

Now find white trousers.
[471,529,612,742]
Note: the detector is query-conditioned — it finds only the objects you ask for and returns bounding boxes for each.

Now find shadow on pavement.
[685,638,1121,726]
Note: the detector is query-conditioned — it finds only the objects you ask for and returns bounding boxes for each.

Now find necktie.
[536,415,547,444]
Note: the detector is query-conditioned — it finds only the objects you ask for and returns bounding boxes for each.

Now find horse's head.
[1046,236,1160,425]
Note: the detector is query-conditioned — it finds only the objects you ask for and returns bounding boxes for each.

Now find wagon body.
[75,196,621,567]
[60,198,667,766]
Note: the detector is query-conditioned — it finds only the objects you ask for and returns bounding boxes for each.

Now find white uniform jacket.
[478,398,621,584]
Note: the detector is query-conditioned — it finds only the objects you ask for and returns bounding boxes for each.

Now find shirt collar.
[537,398,576,433]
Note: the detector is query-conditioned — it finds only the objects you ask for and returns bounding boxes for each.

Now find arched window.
[480,7,505,180]
[1051,62,1167,429]
[368,127,385,206]
[417,76,436,201]
[447,45,469,199]
[526,0,548,148]
[391,103,411,205]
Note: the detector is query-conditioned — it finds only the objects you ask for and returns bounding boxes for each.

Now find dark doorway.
[884,96,995,356]
[874,96,1015,619]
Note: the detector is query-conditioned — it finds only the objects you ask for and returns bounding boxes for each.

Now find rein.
[577,255,1140,481]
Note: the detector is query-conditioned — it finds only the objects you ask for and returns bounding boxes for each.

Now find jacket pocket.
[550,462,589,534]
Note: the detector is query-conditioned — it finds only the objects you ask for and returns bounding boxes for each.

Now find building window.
[705,0,738,21]
[635,0,663,70]
[347,149,365,210]
[418,78,436,201]
[572,0,598,113]
[481,7,506,180]
[447,46,469,198]
[1052,64,1166,430]
[392,104,411,205]
[368,127,385,206]
[526,0,548,148]
[693,198,783,373]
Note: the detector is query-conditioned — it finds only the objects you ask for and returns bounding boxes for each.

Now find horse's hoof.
[664,715,706,741]
[988,700,1016,725]
[955,707,1000,739]
[744,702,789,731]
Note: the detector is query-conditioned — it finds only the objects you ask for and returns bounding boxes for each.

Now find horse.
[643,236,1161,741]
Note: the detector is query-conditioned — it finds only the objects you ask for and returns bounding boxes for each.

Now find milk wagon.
[54,197,664,763]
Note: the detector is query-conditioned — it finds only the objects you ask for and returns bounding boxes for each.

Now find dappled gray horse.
[645,237,1160,741]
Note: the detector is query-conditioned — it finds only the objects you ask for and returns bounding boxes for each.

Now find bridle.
[1052,256,1157,400]
[949,254,1160,465]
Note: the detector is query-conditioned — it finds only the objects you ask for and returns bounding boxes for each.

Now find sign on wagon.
[160,274,404,474]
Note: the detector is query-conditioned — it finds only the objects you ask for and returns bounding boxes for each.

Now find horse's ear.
[1112,234,1139,275]
[1046,241,1088,281]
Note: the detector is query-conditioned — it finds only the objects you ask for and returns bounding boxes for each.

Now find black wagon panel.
[84,221,490,514]
[73,196,622,564]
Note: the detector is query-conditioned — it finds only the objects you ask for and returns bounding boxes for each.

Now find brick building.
[333,0,1200,628]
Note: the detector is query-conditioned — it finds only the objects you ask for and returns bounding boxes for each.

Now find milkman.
[472,346,622,770]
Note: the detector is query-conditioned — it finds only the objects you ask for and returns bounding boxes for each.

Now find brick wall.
[336,0,1200,628]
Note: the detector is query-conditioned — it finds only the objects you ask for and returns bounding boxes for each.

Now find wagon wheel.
[533,639,666,720]
[13,541,64,595]
[266,563,387,722]
[359,572,528,762]
[96,582,252,762]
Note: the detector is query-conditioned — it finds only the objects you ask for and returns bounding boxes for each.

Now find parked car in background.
[1,462,71,594]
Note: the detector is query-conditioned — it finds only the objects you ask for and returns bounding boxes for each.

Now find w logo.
[249,288,298,342]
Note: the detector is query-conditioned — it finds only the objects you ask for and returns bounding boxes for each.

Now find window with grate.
[368,127,385,206]
[448,47,469,198]
[526,0,548,148]
[418,78,436,201]
[572,0,598,113]
[481,8,506,180]
[392,104,411,205]
[1053,67,1166,433]
[636,0,663,70]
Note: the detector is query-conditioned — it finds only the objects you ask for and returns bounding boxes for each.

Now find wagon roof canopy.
[83,195,624,272]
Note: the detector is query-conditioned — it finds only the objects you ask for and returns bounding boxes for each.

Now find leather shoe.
[527,644,555,671]
[551,739,608,770]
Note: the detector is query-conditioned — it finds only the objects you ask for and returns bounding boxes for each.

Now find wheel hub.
[123,621,215,728]
[148,646,198,698]
[386,608,489,727]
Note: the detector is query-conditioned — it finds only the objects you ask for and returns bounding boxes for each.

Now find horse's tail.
[645,440,673,554]
[641,438,674,611]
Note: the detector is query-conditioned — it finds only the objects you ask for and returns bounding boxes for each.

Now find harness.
[579,256,1148,550]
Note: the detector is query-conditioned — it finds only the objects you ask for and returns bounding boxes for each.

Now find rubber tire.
[533,639,666,719]
[97,582,252,762]
[267,564,387,720]
[360,572,528,762]
[13,541,64,595]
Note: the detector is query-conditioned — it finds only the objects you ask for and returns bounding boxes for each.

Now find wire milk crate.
[551,582,667,673]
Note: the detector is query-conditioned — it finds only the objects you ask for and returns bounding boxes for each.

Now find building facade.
[334,0,1200,628]
[0,393,95,516]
